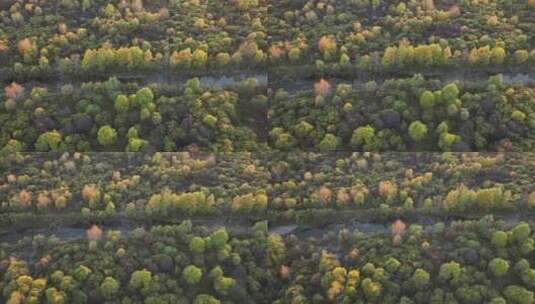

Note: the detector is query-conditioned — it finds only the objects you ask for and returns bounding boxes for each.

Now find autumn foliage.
[314,78,332,96]
[18,190,32,208]
[17,38,34,55]
[318,36,336,54]
[86,225,103,241]
[5,82,25,99]
[391,219,406,245]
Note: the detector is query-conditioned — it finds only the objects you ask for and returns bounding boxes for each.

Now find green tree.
[202,114,218,127]
[489,258,509,277]
[114,94,129,112]
[288,48,301,63]
[439,261,462,282]
[514,50,529,64]
[189,237,206,254]
[442,83,459,102]
[294,121,314,138]
[361,278,381,300]
[100,277,119,300]
[412,268,430,288]
[512,110,526,123]
[351,125,375,148]
[490,47,506,65]
[73,265,91,282]
[215,53,230,67]
[409,121,428,142]
[318,133,338,151]
[127,138,148,152]
[438,132,459,151]
[528,191,535,208]
[384,257,401,273]
[194,294,221,304]
[491,231,508,248]
[420,90,435,109]
[192,49,208,68]
[504,285,534,304]
[491,297,507,304]
[512,222,531,243]
[129,269,152,291]
[274,132,296,150]
[183,265,203,285]
[209,228,229,249]
[267,234,286,267]
[45,287,66,304]
[97,125,117,146]
[382,46,398,68]
[214,276,236,295]
[236,0,259,10]
[134,87,154,108]
[35,131,62,151]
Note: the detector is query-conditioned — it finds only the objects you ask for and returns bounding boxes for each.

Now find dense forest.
[3,152,535,303]
[2,0,535,303]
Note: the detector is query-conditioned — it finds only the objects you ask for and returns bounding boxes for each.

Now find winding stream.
[2,212,530,245]
[6,71,535,95]
[270,71,535,93]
